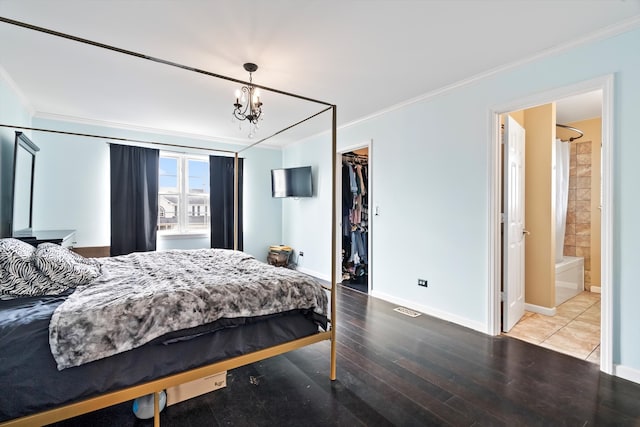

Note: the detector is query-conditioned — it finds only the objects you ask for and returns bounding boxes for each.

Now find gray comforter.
[49,249,327,370]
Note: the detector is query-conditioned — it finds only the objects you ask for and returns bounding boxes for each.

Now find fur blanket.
[49,249,327,370]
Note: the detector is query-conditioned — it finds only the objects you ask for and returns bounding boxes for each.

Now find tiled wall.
[564,141,592,288]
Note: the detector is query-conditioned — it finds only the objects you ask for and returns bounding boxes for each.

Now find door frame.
[487,75,614,374]
[335,140,373,293]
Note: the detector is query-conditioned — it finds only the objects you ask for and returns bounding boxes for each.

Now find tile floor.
[504,291,601,364]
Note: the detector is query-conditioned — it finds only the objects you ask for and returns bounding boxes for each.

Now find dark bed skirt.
[0,295,324,422]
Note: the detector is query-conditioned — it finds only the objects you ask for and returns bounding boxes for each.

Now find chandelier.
[233,63,263,138]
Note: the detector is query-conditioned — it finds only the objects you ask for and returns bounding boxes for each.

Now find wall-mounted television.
[271,166,313,198]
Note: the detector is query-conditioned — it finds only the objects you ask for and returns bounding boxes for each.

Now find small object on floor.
[166,371,227,406]
[267,245,292,267]
[133,391,166,419]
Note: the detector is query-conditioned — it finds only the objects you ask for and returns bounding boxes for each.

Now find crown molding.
[340,14,640,132]
[32,112,282,151]
[279,127,328,149]
[0,65,36,116]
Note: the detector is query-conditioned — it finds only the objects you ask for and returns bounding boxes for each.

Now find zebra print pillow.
[0,238,70,297]
[34,243,101,285]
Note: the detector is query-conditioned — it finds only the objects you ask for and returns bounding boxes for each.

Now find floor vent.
[393,307,421,318]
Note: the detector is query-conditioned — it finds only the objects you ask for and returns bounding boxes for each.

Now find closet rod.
[342,153,368,159]
[556,123,584,142]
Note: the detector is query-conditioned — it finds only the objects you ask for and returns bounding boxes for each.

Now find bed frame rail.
[1,331,332,427]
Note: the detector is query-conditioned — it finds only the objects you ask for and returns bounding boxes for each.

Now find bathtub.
[555,256,584,306]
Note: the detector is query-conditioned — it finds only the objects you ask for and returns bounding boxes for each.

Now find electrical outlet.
[418,279,428,287]
[299,251,304,257]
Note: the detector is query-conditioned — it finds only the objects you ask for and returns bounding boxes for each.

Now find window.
[158,153,210,234]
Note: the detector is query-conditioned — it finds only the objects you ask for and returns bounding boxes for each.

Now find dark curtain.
[209,156,243,250]
[110,144,159,256]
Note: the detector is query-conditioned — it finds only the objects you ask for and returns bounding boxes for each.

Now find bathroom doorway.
[489,76,614,374]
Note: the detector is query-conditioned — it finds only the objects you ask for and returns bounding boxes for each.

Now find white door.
[503,116,526,332]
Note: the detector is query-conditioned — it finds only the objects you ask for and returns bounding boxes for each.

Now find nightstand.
[14,229,76,248]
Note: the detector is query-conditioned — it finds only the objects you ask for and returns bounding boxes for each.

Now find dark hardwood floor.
[50,286,640,426]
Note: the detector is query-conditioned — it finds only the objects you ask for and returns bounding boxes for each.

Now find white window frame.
[158,151,210,236]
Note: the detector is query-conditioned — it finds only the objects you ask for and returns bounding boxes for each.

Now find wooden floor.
[50,286,640,426]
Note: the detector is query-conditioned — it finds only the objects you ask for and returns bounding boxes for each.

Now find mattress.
[0,292,325,422]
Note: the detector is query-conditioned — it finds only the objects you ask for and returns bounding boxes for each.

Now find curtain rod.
[0,16,333,107]
[0,124,238,154]
[556,123,584,142]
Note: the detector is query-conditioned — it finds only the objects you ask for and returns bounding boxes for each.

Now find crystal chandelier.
[233,63,263,138]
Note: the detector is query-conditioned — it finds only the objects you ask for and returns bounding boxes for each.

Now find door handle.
[522,229,530,236]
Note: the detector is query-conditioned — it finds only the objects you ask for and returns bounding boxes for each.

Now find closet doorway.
[336,141,372,294]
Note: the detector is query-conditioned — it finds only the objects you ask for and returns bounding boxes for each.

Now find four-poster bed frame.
[0,17,337,427]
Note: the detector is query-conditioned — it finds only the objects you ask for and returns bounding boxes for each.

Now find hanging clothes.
[341,152,369,284]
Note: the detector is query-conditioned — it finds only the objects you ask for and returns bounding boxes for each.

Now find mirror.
[11,132,39,237]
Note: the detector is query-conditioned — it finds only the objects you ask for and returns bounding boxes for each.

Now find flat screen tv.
[271,166,312,198]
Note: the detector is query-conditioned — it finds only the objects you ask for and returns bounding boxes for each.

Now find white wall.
[31,121,110,247]
[283,26,640,378]
[30,117,283,261]
[242,145,284,260]
[281,134,332,280]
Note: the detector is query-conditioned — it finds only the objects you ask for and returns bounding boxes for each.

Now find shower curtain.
[555,139,570,263]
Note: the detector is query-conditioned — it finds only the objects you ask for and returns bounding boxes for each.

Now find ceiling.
[1,1,639,147]
[556,90,603,124]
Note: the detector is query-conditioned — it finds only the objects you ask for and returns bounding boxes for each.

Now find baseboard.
[296,266,331,282]
[524,303,557,317]
[590,286,602,294]
[614,364,640,385]
[370,290,487,334]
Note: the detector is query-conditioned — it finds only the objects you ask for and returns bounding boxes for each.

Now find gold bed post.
[330,105,337,381]
[153,391,160,427]
[233,152,239,251]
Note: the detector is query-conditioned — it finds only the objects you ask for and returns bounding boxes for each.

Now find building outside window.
[158,152,210,234]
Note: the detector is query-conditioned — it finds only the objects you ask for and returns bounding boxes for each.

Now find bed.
[0,239,332,426]
[0,16,338,427]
